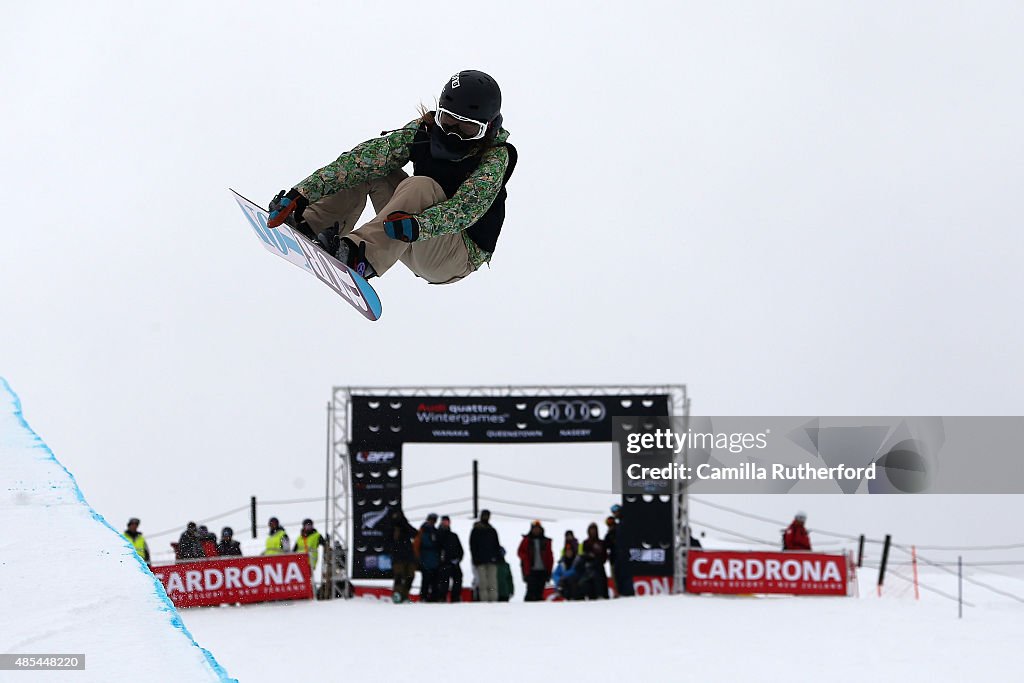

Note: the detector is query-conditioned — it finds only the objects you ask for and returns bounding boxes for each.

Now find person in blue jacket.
[553,542,582,600]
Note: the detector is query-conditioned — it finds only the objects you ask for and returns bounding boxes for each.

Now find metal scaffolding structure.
[325,384,689,598]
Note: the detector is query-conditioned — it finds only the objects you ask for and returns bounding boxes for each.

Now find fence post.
[911,545,920,600]
[472,460,479,519]
[958,555,963,619]
[251,496,257,539]
[877,534,891,597]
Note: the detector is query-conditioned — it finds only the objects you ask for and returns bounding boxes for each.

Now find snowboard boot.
[335,237,377,279]
[313,222,341,255]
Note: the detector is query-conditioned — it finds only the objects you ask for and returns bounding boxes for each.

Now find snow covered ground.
[181,569,1024,683]
[0,379,232,683]
[4,378,1023,682]
[5,378,1024,682]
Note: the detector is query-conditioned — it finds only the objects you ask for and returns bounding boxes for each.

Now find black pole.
[251,496,257,539]
[958,555,963,619]
[472,459,479,519]
[877,534,892,594]
[857,534,866,568]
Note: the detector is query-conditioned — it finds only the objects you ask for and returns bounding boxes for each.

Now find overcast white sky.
[1,2,1022,557]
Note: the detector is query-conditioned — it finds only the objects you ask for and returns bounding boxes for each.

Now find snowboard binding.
[314,223,376,279]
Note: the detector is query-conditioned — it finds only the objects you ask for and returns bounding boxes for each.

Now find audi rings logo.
[534,400,607,423]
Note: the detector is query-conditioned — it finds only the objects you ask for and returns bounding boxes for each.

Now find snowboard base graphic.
[231,189,382,321]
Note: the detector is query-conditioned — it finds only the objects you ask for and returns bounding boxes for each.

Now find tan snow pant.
[303,171,475,285]
[476,563,498,602]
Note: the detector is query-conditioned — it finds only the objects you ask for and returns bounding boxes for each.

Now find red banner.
[686,550,849,596]
[151,554,314,608]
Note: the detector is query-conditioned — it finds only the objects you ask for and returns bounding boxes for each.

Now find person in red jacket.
[783,512,812,551]
[198,525,219,558]
[517,521,553,602]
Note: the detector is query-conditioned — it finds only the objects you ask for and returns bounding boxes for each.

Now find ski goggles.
[436,107,489,141]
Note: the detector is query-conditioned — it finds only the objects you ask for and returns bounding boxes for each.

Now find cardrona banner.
[685,550,850,596]
[151,554,314,608]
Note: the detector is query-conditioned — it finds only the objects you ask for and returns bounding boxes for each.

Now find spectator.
[553,542,581,600]
[198,525,219,557]
[603,515,617,589]
[264,517,290,555]
[293,518,327,571]
[178,522,206,560]
[685,525,702,549]
[469,509,501,602]
[496,546,515,602]
[579,522,609,599]
[123,518,150,564]
[562,530,580,558]
[415,513,442,602]
[516,520,553,602]
[217,527,242,556]
[609,503,634,597]
[783,512,812,551]
[389,509,418,603]
[437,515,464,602]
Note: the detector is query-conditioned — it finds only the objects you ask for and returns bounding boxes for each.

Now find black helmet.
[439,70,501,125]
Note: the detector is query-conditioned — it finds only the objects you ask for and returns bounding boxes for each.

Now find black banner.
[612,416,677,576]
[350,445,402,579]
[618,494,675,577]
[351,394,670,445]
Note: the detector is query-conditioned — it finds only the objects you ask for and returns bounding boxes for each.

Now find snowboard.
[231,190,382,321]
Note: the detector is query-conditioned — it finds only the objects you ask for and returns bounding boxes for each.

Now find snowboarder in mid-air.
[266,70,517,285]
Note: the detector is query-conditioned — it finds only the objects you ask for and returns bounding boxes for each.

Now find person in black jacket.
[417,514,442,603]
[469,509,501,602]
[437,515,465,602]
[610,504,634,597]
[604,516,618,588]
[685,525,703,549]
[217,527,242,556]
[177,521,206,560]
[388,509,418,603]
[579,522,609,600]
[553,543,582,600]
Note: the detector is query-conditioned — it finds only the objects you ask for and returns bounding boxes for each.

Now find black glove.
[267,188,310,231]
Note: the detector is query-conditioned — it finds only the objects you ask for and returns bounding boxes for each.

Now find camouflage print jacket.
[295,119,514,270]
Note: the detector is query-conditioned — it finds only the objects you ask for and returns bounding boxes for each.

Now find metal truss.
[326,384,689,598]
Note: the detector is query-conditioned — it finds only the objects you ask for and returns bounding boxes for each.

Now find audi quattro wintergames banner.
[350,394,671,445]
[151,554,314,608]
[686,550,850,596]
